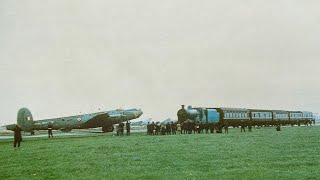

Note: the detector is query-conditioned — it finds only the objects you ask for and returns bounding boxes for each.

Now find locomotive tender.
[177,105,314,127]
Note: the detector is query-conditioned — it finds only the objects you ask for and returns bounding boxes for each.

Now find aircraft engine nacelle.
[17,108,34,131]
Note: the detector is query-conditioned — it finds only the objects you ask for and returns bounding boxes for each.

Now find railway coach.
[177,105,314,127]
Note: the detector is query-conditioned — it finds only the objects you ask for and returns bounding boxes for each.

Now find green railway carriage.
[248,109,273,126]
[214,108,250,127]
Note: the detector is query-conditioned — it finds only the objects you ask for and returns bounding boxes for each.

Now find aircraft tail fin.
[17,108,34,131]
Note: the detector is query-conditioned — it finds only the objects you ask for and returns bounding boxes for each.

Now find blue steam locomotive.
[177,105,314,127]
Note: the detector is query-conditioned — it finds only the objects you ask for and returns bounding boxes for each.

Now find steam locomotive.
[177,105,314,127]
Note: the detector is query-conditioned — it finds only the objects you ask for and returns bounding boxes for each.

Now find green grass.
[1,126,320,180]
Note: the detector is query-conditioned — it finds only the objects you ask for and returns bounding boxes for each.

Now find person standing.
[224,120,229,133]
[48,123,53,138]
[240,120,246,132]
[177,123,181,134]
[166,122,171,135]
[155,123,160,135]
[248,120,252,132]
[171,122,177,135]
[119,122,125,136]
[13,125,22,148]
[126,121,131,136]
[209,122,215,133]
[151,122,156,135]
[204,122,209,134]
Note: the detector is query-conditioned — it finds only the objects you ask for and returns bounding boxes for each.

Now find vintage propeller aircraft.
[6,107,143,134]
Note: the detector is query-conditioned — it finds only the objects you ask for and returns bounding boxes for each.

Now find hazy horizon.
[1,1,320,126]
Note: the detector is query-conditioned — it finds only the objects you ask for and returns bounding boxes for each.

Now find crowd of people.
[147,120,308,135]
[146,120,253,135]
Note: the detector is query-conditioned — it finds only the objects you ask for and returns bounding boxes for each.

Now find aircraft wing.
[6,123,16,130]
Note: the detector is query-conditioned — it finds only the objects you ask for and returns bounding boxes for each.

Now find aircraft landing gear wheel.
[102,126,114,132]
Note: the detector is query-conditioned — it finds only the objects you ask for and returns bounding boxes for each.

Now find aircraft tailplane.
[17,108,34,131]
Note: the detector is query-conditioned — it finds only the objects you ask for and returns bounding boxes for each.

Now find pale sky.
[1,1,320,126]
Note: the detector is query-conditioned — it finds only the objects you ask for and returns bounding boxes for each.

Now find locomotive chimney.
[182,105,185,109]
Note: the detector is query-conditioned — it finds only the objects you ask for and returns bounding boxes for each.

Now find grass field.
[1,126,319,179]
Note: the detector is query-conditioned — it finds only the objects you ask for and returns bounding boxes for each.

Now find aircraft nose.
[136,109,143,118]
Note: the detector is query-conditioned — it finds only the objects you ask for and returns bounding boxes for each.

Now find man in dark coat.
[151,121,156,135]
[166,122,171,135]
[209,122,215,133]
[240,120,246,132]
[48,123,53,138]
[155,123,160,135]
[126,121,131,136]
[171,122,177,135]
[13,125,22,148]
[119,122,125,136]
[204,122,209,134]
[248,120,252,132]
[224,120,229,133]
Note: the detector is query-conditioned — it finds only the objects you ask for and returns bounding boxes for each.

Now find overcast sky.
[1,1,320,126]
